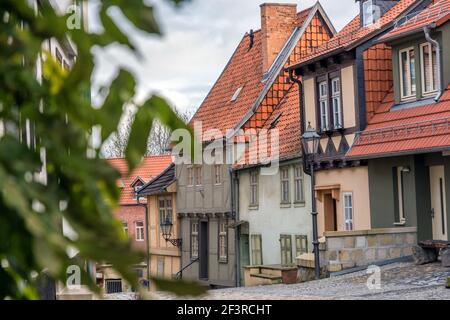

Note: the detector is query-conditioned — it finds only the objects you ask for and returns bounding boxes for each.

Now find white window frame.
[187,166,194,187]
[362,0,374,27]
[420,42,438,96]
[396,167,406,224]
[250,170,259,206]
[195,166,202,186]
[319,81,329,131]
[399,47,416,100]
[214,165,221,185]
[158,196,173,225]
[280,167,290,204]
[343,192,354,231]
[135,221,145,241]
[191,221,199,260]
[331,77,342,129]
[294,165,305,203]
[218,220,228,262]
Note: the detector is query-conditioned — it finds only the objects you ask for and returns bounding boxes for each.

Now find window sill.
[394,221,406,227]
[294,202,306,208]
[249,205,259,211]
[280,203,292,208]
[218,259,228,264]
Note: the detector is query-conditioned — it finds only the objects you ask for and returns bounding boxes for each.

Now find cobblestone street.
[154,262,450,300]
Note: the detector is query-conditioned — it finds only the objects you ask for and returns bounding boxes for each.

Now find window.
[280,167,290,204]
[420,43,438,95]
[122,222,128,235]
[231,87,243,102]
[319,81,329,131]
[331,78,342,129]
[343,193,354,231]
[295,235,308,257]
[191,221,199,259]
[135,221,145,241]
[250,170,258,206]
[218,220,228,262]
[280,235,293,265]
[393,167,406,224]
[362,0,374,26]
[106,279,122,294]
[187,166,194,186]
[159,197,173,225]
[399,47,416,99]
[214,165,221,185]
[294,165,305,203]
[195,166,202,186]
[251,234,262,265]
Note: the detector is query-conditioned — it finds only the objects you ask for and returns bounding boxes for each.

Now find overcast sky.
[90,0,359,112]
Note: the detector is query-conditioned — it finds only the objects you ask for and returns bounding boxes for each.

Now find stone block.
[352,249,364,262]
[406,233,416,245]
[394,234,406,245]
[441,248,450,267]
[327,237,344,250]
[328,263,342,273]
[326,250,338,262]
[355,236,367,248]
[389,247,402,258]
[344,237,356,248]
[379,234,394,246]
[377,248,388,260]
[367,235,378,247]
[412,245,438,265]
[339,250,351,262]
[365,248,376,261]
[341,262,356,270]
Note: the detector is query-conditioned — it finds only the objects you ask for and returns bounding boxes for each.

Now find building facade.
[137,163,182,283]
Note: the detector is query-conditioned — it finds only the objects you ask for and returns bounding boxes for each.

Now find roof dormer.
[358,0,400,27]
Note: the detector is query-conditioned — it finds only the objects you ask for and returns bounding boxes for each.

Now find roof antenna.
[249,29,254,50]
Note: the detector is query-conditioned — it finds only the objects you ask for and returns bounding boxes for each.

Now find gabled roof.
[234,84,301,169]
[137,163,175,196]
[107,155,173,205]
[288,0,423,69]
[190,3,334,141]
[380,0,450,42]
[346,85,450,159]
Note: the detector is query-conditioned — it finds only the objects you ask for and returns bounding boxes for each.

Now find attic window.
[231,87,243,102]
[362,0,375,26]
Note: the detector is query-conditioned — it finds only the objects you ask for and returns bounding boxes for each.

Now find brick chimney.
[260,3,297,72]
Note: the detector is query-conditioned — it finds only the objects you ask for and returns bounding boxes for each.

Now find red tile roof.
[289,0,419,68]
[107,155,173,205]
[190,7,314,141]
[380,0,450,41]
[347,85,450,159]
[234,84,301,168]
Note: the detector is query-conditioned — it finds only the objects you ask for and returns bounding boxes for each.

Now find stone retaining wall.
[323,227,417,272]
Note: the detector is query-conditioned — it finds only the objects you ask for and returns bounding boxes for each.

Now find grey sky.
[90,0,359,112]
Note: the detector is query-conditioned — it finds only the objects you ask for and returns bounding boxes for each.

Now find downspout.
[423,24,443,101]
[289,69,310,176]
[229,166,240,287]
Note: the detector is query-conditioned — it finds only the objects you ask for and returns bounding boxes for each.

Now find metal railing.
[174,258,199,280]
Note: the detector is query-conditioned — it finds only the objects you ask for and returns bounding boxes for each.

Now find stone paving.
[153,262,450,300]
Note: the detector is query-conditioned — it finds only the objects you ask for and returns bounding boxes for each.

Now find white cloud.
[91,0,359,112]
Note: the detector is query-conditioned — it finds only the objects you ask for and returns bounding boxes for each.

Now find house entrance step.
[250,273,282,281]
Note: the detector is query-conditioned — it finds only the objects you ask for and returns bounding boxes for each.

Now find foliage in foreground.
[0,0,201,299]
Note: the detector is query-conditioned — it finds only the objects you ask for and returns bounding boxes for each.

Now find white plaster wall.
[238,163,313,266]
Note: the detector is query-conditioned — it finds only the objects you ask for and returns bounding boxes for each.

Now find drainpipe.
[229,166,240,287]
[137,196,151,291]
[289,69,310,176]
[423,24,443,101]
